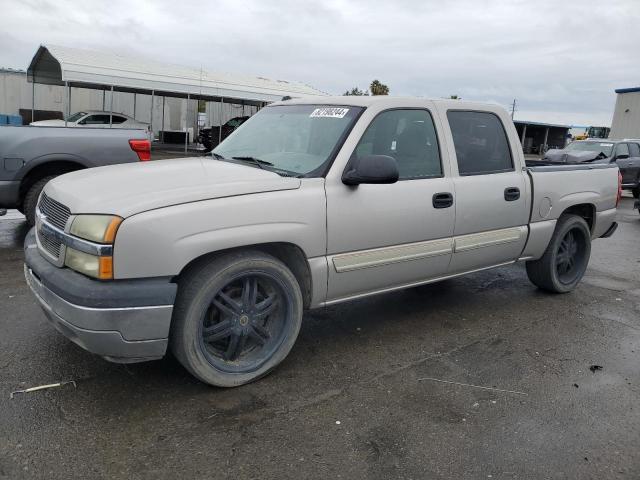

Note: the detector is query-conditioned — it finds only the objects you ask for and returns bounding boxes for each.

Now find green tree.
[344,87,368,96]
[370,80,390,96]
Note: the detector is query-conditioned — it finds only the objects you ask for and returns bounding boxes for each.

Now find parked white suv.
[31,111,149,130]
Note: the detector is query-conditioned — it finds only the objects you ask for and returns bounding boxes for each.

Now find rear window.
[447,111,513,175]
[629,143,640,157]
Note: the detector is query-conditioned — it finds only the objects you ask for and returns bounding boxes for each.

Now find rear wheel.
[526,215,591,293]
[23,175,57,227]
[632,187,639,199]
[171,251,303,387]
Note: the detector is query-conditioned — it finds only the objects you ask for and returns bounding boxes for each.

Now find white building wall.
[610,91,640,139]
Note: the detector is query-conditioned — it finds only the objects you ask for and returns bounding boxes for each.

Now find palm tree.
[370,80,390,96]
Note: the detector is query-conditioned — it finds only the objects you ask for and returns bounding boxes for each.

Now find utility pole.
[511,99,517,119]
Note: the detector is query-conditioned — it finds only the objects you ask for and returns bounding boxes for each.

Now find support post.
[218,97,224,145]
[520,124,527,146]
[102,89,106,111]
[64,81,69,126]
[109,85,114,127]
[185,93,190,154]
[150,90,155,143]
[161,96,165,138]
[31,81,35,123]
[133,93,137,120]
[542,127,549,155]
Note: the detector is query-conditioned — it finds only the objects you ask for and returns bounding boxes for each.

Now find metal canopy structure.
[27,44,326,105]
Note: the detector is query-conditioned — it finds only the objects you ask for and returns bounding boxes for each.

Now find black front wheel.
[526,214,591,293]
[171,251,303,387]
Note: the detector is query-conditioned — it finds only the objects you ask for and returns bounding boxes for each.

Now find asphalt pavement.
[0,198,639,479]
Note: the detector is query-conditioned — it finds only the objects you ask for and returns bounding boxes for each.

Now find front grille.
[37,192,71,262]
[39,192,71,230]
[39,229,62,258]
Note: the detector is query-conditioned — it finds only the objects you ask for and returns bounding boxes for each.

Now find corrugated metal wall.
[0,70,260,138]
[610,92,640,139]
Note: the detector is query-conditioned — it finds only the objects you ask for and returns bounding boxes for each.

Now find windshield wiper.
[211,152,226,160]
[231,156,274,170]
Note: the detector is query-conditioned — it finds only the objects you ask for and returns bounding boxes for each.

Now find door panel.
[326,178,455,301]
[445,110,530,274]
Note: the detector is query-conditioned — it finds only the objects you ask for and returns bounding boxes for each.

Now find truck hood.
[544,149,609,163]
[44,158,301,217]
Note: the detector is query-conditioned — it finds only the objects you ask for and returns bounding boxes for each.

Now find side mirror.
[342,155,399,186]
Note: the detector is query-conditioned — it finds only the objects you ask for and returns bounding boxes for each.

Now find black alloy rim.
[198,272,289,373]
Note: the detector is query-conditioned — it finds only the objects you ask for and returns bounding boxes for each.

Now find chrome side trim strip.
[36,208,113,256]
[332,238,453,273]
[453,226,526,253]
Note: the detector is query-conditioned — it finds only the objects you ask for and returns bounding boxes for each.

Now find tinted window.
[629,143,640,157]
[353,109,442,179]
[615,143,630,157]
[447,111,513,175]
[111,115,127,124]
[82,115,111,125]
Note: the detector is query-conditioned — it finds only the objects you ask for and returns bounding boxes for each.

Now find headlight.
[65,215,122,280]
[69,215,122,243]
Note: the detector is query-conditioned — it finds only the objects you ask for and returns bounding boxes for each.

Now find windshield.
[66,112,87,122]
[565,141,614,156]
[212,104,363,176]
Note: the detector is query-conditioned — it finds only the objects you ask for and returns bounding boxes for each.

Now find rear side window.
[629,143,640,157]
[353,109,442,179]
[447,111,513,175]
[83,114,111,124]
[111,115,127,124]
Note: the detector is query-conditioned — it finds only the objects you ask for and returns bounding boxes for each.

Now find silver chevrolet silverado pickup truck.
[23,96,620,387]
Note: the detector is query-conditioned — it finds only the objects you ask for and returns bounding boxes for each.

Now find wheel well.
[561,203,595,231]
[19,161,85,200]
[176,243,313,309]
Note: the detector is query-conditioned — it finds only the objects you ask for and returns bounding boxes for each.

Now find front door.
[325,107,456,303]
[444,110,530,274]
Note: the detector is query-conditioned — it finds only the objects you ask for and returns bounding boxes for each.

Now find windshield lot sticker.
[310,108,349,119]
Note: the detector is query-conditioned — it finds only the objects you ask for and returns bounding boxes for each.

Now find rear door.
[443,109,530,274]
[617,142,640,187]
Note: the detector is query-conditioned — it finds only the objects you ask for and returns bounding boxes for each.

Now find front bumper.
[24,228,177,363]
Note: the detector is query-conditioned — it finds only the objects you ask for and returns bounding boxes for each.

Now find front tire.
[526,215,591,293]
[23,175,57,226]
[170,251,303,387]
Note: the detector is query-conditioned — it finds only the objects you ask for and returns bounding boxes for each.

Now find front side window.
[447,111,513,175]
[615,143,630,157]
[352,109,442,179]
[213,105,362,177]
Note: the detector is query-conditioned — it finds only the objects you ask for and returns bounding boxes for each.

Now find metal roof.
[513,119,571,129]
[615,87,640,94]
[27,44,327,104]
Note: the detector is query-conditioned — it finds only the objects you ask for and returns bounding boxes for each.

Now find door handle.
[433,192,454,209]
[504,187,520,201]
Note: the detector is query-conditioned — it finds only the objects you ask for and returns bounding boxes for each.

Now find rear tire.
[632,187,639,199]
[23,175,57,227]
[526,215,591,293]
[170,250,303,387]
